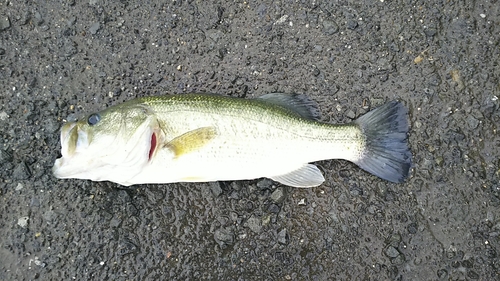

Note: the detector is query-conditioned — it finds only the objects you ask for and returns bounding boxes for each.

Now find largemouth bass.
[53,93,411,187]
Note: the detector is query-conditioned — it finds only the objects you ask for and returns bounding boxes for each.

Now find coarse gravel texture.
[1,0,499,280]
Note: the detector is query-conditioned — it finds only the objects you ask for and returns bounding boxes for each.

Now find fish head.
[53,102,159,185]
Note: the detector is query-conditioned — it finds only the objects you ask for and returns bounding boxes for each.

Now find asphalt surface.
[1,0,499,280]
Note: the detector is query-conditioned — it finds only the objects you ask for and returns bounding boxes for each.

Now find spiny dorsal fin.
[257,93,321,120]
[165,127,218,158]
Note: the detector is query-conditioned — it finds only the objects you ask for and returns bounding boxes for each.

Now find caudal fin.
[354,101,412,183]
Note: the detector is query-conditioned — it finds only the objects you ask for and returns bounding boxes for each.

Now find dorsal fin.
[257,93,321,120]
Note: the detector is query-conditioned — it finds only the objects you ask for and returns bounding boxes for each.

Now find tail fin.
[354,101,412,183]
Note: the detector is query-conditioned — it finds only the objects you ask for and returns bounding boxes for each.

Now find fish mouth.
[53,122,89,178]
[53,156,67,178]
[53,122,76,178]
[60,122,79,158]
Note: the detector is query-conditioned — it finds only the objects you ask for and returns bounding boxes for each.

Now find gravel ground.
[1,0,499,280]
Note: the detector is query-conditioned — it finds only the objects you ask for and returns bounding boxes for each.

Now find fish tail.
[353,101,412,183]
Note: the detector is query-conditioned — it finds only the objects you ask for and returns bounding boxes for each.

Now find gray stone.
[298,198,307,206]
[44,119,60,134]
[230,181,242,191]
[13,162,31,180]
[424,28,437,37]
[214,228,234,246]
[109,216,122,228]
[209,182,222,197]
[245,216,262,233]
[43,210,57,224]
[17,216,29,228]
[386,233,402,247]
[466,115,479,129]
[277,228,288,244]
[312,67,320,76]
[256,178,273,189]
[270,187,285,203]
[347,19,358,30]
[89,22,100,35]
[0,149,13,163]
[345,110,356,119]
[322,20,339,35]
[0,111,8,120]
[385,246,400,258]
[0,16,11,31]
[391,253,405,264]
[437,269,448,279]
[30,197,40,207]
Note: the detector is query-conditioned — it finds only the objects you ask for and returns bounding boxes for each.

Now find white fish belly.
[127,115,364,185]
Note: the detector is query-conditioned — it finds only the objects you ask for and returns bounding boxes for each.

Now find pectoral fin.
[270,164,325,188]
[166,127,218,157]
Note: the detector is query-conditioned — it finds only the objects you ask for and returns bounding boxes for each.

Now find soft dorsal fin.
[165,127,218,158]
[257,93,321,120]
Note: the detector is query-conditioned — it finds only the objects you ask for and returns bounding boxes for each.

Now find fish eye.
[87,113,101,126]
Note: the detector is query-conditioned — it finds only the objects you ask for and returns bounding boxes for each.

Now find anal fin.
[270,164,325,188]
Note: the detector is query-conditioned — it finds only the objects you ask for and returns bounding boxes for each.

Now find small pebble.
[436,268,448,278]
[347,19,358,29]
[270,187,285,203]
[0,111,9,121]
[0,16,10,31]
[277,228,289,244]
[89,22,100,35]
[245,216,262,233]
[0,149,13,163]
[466,115,479,129]
[257,178,273,189]
[17,216,29,228]
[322,20,339,35]
[209,182,222,197]
[13,162,31,180]
[214,228,234,246]
[385,246,400,258]
[345,110,356,119]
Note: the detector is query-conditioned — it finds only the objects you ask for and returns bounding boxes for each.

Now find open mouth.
[53,122,78,178]
[60,122,78,158]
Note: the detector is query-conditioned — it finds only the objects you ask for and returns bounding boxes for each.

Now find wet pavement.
[1,0,499,280]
